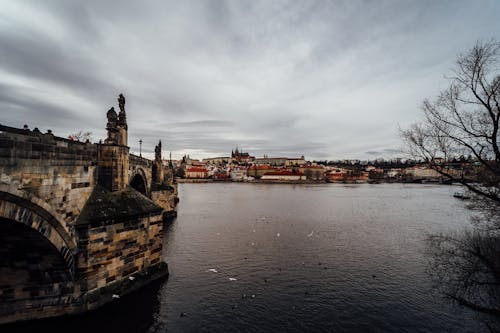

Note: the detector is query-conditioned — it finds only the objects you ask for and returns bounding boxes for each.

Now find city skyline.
[1,1,499,160]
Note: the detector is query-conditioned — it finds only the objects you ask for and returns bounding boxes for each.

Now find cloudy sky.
[1,1,499,160]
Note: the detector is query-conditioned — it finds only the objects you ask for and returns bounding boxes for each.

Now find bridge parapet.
[0,124,98,165]
[130,153,153,168]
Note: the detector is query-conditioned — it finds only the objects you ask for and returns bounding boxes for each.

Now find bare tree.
[402,40,500,322]
[402,40,500,223]
[68,131,93,142]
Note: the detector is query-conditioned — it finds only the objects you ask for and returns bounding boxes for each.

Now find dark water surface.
[8,183,492,332]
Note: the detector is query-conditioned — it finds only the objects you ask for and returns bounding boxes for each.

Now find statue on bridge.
[117,93,127,131]
[118,93,125,113]
[155,140,162,162]
[105,107,118,144]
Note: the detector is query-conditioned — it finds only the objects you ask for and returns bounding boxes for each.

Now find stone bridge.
[0,95,178,324]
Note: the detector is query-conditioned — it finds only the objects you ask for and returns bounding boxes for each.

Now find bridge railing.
[0,124,98,166]
[129,153,153,168]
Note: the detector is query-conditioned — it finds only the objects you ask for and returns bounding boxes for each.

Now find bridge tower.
[98,94,130,192]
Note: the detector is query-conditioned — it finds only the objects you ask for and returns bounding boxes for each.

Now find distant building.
[231,147,254,164]
[326,168,349,182]
[404,166,441,179]
[326,168,369,183]
[190,160,204,166]
[254,157,288,166]
[230,167,249,181]
[213,168,230,180]
[285,156,306,167]
[299,165,325,180]
[203,157,232,165]
[247,165,274,178]
[387,168,403,178]
[261,171,306,181]
[185,166,208,179]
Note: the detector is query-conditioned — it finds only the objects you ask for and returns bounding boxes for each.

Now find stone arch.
[0,191,76,276]
[130,168,149,197]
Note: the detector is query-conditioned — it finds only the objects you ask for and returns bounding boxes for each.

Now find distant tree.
[68,131,93,142]
[402,40,500,323]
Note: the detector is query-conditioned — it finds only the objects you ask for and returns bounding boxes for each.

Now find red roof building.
[185,166,208,179]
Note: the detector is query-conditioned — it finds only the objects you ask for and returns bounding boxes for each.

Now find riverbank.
[176,178,214,183]
[176,177,456,185]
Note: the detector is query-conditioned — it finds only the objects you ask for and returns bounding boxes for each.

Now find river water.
[9,183,492,332]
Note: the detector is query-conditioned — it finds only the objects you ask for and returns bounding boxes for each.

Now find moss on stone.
[76,186,163,225]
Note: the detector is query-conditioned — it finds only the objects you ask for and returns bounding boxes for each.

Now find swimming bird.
[207,268,218,273]
[229,277,237,281]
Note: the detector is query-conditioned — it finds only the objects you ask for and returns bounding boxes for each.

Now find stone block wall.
[151,186,178,219]
[0,125,97,240]
[75,212,164,293]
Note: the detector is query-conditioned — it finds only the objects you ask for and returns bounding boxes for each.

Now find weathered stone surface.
[76,186,163,225]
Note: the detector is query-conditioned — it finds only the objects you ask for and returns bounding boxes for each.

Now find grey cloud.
[365,151,382,156]
[0,27,111,98]
[0,83,94,131]
[1,0,499,160]
[364,148,401,157]
[168,120,235,129]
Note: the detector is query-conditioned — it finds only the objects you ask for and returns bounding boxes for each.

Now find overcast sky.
[1,1,499,160]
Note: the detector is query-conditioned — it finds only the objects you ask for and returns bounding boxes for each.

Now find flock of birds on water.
[176,215,338,319]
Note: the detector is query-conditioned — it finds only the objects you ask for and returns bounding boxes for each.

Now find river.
[9,183,491,332]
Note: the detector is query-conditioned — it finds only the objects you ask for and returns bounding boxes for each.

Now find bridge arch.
[0,191,76,276]
[0,220,74,310]
[130,168,149,197]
